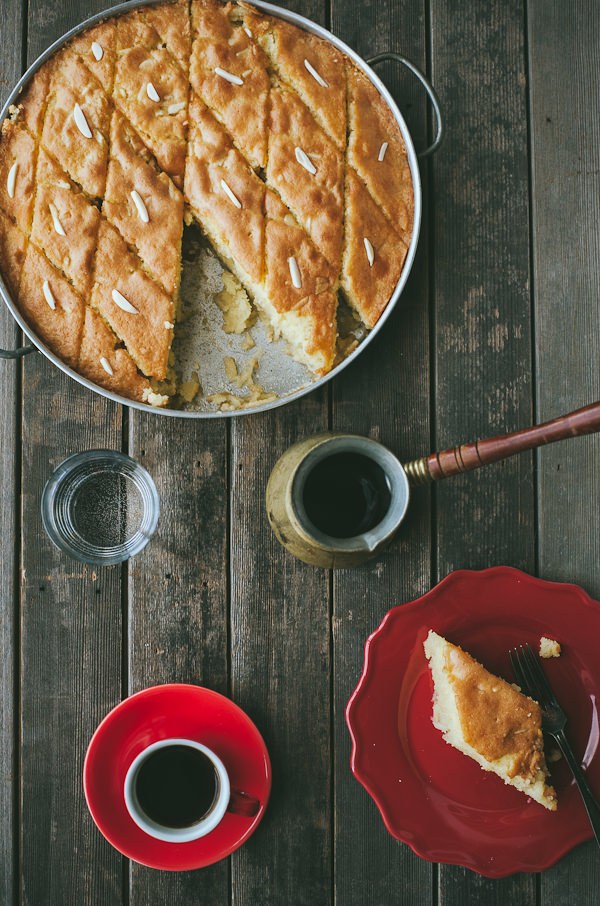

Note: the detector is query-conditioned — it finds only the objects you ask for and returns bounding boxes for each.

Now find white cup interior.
[124,737,230,843]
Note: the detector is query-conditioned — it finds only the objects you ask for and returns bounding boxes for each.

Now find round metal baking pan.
[0,0,441,418]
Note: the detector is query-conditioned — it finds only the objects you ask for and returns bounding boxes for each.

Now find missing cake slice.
[423,629,557,810]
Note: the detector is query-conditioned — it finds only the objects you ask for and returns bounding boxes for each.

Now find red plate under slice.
[84,684,271,871]
[345,567,600,877]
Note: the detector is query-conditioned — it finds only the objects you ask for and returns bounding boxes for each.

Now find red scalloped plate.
[345,567,600,877]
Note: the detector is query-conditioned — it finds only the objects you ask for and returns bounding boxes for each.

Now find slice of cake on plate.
[423,629,557,810]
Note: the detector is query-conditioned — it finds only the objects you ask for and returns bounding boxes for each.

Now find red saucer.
[84,684,271,870]
[346,567,600,877]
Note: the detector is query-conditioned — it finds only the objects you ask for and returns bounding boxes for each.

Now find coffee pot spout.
[362,531,380,553]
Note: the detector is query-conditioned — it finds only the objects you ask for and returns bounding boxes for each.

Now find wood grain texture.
[0,0,24,901]
[528,0,600,902]
[431,0,535,571]
[230,396,331,906]
[127,416,229,906]
[230,0,332,897]
[430,0,535,903]
[330,0,433,901]
[19,3,125,904]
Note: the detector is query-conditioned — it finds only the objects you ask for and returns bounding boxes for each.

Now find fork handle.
[554,728,600,848]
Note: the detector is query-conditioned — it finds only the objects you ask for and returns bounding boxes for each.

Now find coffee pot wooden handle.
[403,400,600,485]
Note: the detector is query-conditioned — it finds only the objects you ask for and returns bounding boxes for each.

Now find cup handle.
[228,788,261,818]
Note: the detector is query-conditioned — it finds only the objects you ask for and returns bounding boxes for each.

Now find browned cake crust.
[190,0,270,170]
[0,122,37,234]
[114,11,189,184]
[185,92,265,285]
[31,149,101,297]
[142,0,191,73]
[248,9,347,151]
[342,169,408,328]
[0,0,414,405]
[78,307,151,402]
[18,242,85,368]
[267,88,344,275]
[68,22,117,93]
[347,66,413,239]
[445,643,547,781]
[0,210,27,299]
[104,111,184,295]
[42,51,111,199]
[91,220,174,379]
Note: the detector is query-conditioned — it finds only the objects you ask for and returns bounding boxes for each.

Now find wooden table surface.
[1,0,600,903]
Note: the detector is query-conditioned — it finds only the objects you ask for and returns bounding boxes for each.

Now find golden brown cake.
[424,630,557,810]
[0,0,414,406]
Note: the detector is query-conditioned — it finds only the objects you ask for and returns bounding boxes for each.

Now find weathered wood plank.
[0,1,25,901]
[430,1,536,903]
[229,0,334,884]
[19,2,125,904]
[330,0,434,901]
[127,415,229,906]
[229,0,333,892]
[230,396,332,906]
[528,1,600,901]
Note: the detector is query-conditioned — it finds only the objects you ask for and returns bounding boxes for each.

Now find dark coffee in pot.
[134,744,218,828]
[301,451,392,538]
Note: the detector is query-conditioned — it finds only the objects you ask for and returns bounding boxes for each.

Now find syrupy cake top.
[0,0,414,407]
[444,643,546,782]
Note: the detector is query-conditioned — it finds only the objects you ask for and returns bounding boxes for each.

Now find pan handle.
[403,400,600,485]
[0,344,36,359]
[367,52,443,158]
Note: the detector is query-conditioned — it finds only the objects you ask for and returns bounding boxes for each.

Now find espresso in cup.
[124,738,230,843]
[301,451,392,538]
[134,743,219,829]
[124,737,261,843]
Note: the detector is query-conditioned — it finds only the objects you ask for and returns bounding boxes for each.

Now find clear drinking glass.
[41,450,159,565]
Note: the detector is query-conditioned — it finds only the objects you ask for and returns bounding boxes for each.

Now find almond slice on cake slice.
[114,10,189,187]
[90,219,174,381]
[41,51,111,200]
[341,169,408,328]
[248,11,347,152]
[103,111,184,297]
[267,87,344,276]
[68,20,117,94]
[30,148,101,297]
[78,307,153,404]
[190,0,270,170]
[347,65,413,241]
[423,629,557,810]
[17,242,86,369]
[263,190,337,375]
[184,92,265,287]
[0,122,38,234]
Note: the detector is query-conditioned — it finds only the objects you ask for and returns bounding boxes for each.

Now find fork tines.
[509,644,558,711]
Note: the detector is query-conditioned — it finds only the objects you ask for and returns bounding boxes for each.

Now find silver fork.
[510,644,600,848]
